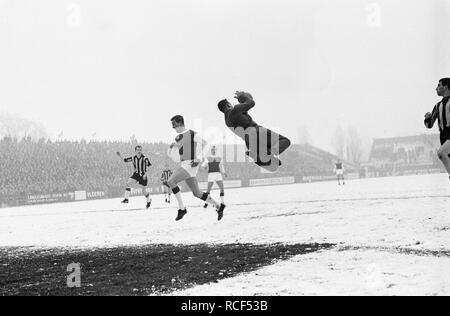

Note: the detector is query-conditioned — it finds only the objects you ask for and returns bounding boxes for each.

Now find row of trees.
[332,125,370,163]
[0,112,48,141]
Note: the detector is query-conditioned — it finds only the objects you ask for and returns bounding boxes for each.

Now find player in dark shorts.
[117,145,153,209]
[160,166,173,203]
[218,91,291,172]
[424,78,450,179]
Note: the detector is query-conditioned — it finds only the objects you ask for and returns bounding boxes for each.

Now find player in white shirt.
[334,161,345,185]
[166,115,226,221]
[202,146,227,208]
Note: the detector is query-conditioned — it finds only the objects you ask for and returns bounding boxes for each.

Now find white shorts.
[208,172,223,183]
[180,160,199,178]
[336,170,344,176]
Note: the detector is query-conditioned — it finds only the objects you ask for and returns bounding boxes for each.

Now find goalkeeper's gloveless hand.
[191,160,200,167]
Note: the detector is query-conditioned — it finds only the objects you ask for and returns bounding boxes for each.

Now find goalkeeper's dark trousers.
[244,126,291,159]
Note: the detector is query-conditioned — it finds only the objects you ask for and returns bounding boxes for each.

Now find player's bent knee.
[279,137,291,154]
[172,186,181,194]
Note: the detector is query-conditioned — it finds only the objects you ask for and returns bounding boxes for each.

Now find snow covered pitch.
[1,174,449,296]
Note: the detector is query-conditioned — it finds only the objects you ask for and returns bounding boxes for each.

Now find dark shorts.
[440,129,450,146]
[131,173,148,186]
[244,126,291,156]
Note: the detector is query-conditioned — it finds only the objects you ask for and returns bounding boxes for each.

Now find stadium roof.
[372,134,439,145]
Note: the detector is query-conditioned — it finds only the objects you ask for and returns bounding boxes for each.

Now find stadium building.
[364,134,442,177]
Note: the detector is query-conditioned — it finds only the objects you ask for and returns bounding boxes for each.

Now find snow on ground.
[171,249,450,296]
[1,173,450,295]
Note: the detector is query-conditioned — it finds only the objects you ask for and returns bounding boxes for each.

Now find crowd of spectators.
[0,137,172,198]
[0,137,336,201]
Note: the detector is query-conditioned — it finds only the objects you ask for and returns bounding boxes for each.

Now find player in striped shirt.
[116,145,153,209]
[166,115,226,221]
[425,78,450,179]
[202,146,227,208]
[160,165,173,203]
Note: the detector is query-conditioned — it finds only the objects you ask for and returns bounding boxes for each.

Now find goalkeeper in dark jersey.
[218,91,291,172]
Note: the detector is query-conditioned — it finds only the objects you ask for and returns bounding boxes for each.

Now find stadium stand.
[0,137,348,206]
[364,134,442,176]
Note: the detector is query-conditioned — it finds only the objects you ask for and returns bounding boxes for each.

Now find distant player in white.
[166,115,226,221]
[202,146,227,208]
[334,161,345,185]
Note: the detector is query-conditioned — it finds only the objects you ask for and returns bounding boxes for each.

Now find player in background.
[217,91,291,172]
[334,160,345,185]
[160,165,173,204]
[116,145,152,209]
[166,115,226,221]
[202,145,227,208]
[424,78,450,180]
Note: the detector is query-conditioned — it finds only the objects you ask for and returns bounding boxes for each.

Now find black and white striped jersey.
[425,97,450,131]
[124,155,151,176]
[161,169,173,182]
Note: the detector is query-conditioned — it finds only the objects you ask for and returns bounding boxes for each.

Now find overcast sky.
[0,0,449,151]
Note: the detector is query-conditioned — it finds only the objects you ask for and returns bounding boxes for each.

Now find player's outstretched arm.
[234,91,255,112]
[118,152,133,163]
[424,104,438,129]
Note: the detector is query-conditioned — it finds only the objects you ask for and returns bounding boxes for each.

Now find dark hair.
[170,115,185,126]
[440,78,450,90]
[135,145,142,151]
[218,99,229,112]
